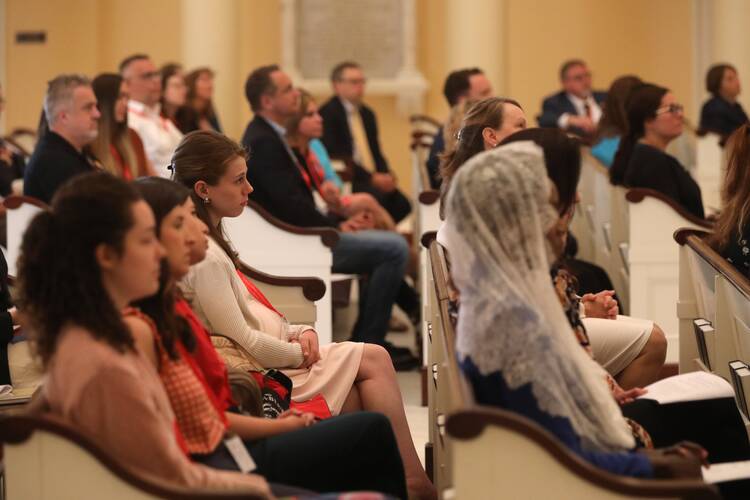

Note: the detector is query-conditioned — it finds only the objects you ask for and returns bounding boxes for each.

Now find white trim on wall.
[280,0,427,115]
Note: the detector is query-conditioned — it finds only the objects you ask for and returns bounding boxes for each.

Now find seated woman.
[438,96,665,389]
[441,142,705,479]
[16,172,272,496]
[610,83,705,219]
[503,130,750,467]
[159,63,188,128]
[709,123,750,275]
[700,64,748,140]
[172,131,436,500]
[127,176,407,498]
[591,75,642,167]
[90,73,155,179]
[501,128,666,389]
[176,67,223,134]
[286,89,396,231]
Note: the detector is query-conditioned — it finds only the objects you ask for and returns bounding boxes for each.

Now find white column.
[181,0,241,138]
[444,0,505,95]
[698,0,750,113]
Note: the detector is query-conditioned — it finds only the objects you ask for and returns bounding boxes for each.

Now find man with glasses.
[319,62,411,224]
[120,53,183,177]
[537,59,607,139]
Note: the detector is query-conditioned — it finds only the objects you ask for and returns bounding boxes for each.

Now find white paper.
[703,460,750,483]
[637,371,734,405]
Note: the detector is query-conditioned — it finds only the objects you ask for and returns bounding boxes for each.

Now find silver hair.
[43,74,91,126]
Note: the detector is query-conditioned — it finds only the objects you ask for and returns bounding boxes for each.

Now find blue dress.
[460,356,653,478]
[309,139,343,190]
[591,136,620,168]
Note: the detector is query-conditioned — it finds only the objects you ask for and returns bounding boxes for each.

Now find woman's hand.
[582,290,618,319]
[296,329,320,368]
[279,409,315,430]
[642,441,708,478]
[613,385,647,405]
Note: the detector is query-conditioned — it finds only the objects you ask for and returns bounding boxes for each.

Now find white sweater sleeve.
[189,254,304,369]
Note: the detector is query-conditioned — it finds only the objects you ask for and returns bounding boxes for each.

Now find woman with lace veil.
[441,141,704,479]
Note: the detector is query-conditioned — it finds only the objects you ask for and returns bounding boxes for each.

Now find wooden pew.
[2,196,324,338]
[427,241,720,499]
[613,189,712,362]
[0,414,265,499]
[409,114,440,140]
[221,200,337,344]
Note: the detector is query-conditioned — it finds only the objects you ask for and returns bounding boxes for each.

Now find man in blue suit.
[537,59,606,139]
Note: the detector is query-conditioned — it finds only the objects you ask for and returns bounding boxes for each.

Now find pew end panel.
[626,189,712,362]
[0,415,265,500]
[3,196,48,278]
[223,202,338,345]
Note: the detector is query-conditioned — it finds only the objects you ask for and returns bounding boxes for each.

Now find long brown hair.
[595,75,642,141]
[709,124,750,250]
[185,67,218,122]
[17,173,141,366]
[171,130,247,265]
[90,73,138,178]
[610,83,668,186]
[285,88,315,145]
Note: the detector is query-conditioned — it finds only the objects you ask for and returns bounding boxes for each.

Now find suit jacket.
[425,126,444,189]
[241,116,336,228]
[319,96,389,186]
[537,91,607,136]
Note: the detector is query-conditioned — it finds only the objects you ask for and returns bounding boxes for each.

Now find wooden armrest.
[247,200,339,248]
[421,231,437,250]
[3,195,49,210]
[410,137,433,151]
[1,137,31,158]
[418,190,439,205]
[0,414,266,499]
[626,188,713,229]
[674,228,750,301]
[412,130,436,141]
[237,260,325,302]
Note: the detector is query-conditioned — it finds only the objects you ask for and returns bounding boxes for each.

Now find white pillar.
[703,0,750,113]
[181,0,241,138]
[444,0,505,96]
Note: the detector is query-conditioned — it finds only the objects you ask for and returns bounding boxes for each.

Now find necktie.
[349,109,377,172]
[584,101,592,119]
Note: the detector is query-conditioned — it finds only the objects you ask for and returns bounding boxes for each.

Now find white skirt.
[584,315,654,376]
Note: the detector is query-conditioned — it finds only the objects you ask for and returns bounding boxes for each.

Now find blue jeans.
[332,230,408,344]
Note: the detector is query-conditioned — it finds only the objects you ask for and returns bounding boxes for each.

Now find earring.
[203,197,211,205]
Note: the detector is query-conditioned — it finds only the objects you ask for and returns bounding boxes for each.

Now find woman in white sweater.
[173,130,436,500]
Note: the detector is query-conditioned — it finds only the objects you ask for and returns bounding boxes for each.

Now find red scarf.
[236,270,283,317]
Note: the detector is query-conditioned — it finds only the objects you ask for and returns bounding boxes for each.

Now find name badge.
[224,434,256,473]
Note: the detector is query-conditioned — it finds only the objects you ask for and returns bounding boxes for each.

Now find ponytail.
[609,133,638,185]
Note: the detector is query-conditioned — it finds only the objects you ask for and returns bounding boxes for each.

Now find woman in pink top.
[15,172,271,497]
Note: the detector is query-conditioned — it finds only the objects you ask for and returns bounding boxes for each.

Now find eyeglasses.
[339,78,367,85]
[566,72,592,82]
[656,103,684,116]
[137,71,160,81]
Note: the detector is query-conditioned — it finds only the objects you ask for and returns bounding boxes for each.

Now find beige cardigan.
[179,239,305,370]
[44,325,270,496]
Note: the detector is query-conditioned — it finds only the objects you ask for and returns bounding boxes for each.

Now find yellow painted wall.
[1,0,700,192]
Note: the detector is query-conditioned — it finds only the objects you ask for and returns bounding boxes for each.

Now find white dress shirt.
[127,100,183,178]
[558,93,603,130]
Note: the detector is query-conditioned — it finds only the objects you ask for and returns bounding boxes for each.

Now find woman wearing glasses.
[610,83,705,219]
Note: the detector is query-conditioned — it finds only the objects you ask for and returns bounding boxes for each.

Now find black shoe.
[390,351,421,371]
[383,341,413,356]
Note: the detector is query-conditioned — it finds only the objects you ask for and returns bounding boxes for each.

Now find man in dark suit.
[426,68,493,188]
[319,62,411,223]
[241,65,418,369]
[24,74,100,204]
[537,59,607,139]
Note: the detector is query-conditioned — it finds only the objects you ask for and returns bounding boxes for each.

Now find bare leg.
[616,324,668,389]
[341,344,436,499]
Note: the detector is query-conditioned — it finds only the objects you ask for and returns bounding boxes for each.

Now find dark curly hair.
[17,173,141,366]
[132,177,196,359]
